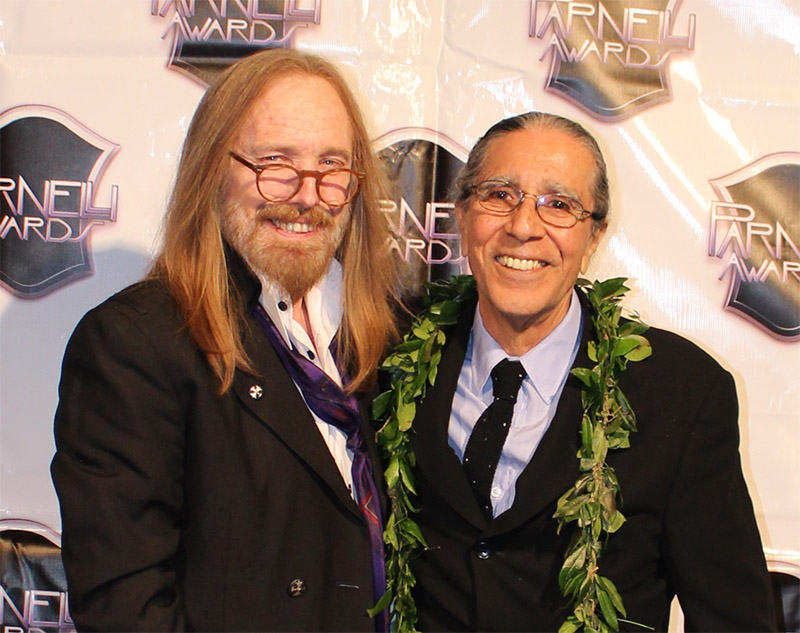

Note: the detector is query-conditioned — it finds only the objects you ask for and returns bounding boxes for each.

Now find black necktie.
[463,358,527,520]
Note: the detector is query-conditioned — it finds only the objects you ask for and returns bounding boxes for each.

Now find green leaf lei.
[371,275,651,633]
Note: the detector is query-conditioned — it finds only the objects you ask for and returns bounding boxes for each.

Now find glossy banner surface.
[1,0,798,616]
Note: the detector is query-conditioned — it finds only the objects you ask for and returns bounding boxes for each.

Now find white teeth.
[496,255,546,271]
[272,220,314,234]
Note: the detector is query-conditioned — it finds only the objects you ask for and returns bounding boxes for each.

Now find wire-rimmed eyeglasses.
[230,152,364,207]
[470,180,599,228]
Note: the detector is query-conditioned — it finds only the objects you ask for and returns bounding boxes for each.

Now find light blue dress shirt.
[448,291,583,518]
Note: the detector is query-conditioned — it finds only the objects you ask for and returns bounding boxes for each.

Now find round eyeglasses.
[230,152,364,207]
[471,180,599,228]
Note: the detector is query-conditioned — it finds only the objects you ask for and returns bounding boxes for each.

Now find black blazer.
[51,253,384,632]
[410,299,775,632]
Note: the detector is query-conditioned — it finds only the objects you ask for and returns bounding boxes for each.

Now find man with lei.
[373,112,775,632]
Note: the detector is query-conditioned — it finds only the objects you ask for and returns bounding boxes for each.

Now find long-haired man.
[52,49,399,632]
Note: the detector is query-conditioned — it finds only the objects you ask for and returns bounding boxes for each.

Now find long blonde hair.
[149,49,400,394]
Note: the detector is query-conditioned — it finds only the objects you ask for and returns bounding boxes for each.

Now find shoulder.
[88,277,179,321]
[74,278,183,337]
[635,323,727,375]
[615,320,736,405]
[65,278,199,371]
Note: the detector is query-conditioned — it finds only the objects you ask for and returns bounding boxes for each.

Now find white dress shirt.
[448,290,583,517]
[256,260,356,498]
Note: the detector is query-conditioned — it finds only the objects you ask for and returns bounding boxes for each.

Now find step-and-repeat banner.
[1,1,798,629]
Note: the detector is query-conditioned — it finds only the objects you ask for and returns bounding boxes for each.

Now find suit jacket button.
[474,541,492,560]
[288,578,306,597]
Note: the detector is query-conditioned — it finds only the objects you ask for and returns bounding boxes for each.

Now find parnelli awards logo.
[374,128,469,294]
[0,106,119,299]
[151,0,322,85]
[529,0,696,120]
[708,153,800,341]
[1,584,74,633]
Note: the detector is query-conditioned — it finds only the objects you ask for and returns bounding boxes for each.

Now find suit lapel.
[485,302,594,536]
[412,301,487,528]
[232,304,363,520]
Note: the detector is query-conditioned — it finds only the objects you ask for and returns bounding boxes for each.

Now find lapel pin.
[249,385,263,400]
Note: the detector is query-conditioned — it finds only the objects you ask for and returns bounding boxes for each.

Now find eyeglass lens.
[258,165,356,206]
[475,182,584,227]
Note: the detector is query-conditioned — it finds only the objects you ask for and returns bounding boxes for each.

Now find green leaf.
[397,398,416,431]
[592,423,608,463]
[597,576,626,616]
[418,332,437,363]
[399,518,428,547]
[412,318,434,339]
[611,336,641,359]
[372,390,391,419]
[559,544,588,585]
[367,588,393,617]
[597,586,620,631]
[428,362,439,385]
[399,457,417,495]
[437,299,463,320]
[555,493,590,519]
[571,367,594,387]
[559,616,581,633]
[378,419,398,442]
[625,335,652,362]
[394,338,424,353]
[383,514,399,550]
[385,455,400,488]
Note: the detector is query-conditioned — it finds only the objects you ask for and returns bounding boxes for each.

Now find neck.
[479,299,571,357]
[293,296,317,352]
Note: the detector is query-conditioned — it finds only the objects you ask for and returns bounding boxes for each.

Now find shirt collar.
[256,259,344,351]
[470,289,583,403]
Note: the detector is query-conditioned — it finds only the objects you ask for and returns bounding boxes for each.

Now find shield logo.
[156,0,321,86]
[0,106,119,299]
[530,0,695,120]
[709,153,800,340]
[374,129,468,296]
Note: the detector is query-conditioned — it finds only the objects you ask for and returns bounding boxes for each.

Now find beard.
[221,199,351,301]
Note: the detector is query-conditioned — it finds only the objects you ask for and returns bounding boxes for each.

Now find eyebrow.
[487,176,584,202]
[246,145,353,162]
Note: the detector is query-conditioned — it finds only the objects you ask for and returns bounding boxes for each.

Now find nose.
[289,173,321,209]
[506,195,546,240]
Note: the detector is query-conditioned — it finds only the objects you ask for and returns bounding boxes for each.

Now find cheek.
[226,169,260,206]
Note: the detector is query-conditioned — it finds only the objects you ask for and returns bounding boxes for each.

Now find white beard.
[221,200,351,301]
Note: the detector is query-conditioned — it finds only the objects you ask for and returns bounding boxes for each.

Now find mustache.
[254,202,337,228]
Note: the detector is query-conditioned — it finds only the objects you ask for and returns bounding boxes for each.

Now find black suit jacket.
[51,253,384,632]
[410,298,775,632]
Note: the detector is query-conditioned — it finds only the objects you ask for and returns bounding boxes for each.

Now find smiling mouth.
[270,219,317,234]
[496,255,547,271]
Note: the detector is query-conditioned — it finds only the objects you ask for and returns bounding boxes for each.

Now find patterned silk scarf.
[252,304,388,632]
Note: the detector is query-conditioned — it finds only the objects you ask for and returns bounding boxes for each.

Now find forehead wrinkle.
[242,143,353,162]
[482,174,583,203]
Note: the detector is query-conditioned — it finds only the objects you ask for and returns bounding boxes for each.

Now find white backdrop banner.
[1,0,798,583]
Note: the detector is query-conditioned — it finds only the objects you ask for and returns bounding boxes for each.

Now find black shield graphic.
[160,0,321,86]
[0,106,118,298]
[375,130,468,297]
[710,154,800,340]
[532,0,692,120]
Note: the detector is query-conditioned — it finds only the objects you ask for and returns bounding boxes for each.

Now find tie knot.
[490,359,526,403]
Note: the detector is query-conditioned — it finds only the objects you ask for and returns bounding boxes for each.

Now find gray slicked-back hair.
[453,112,610,230]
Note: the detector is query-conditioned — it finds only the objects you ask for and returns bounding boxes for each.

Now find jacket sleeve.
[662,367,776,632]
[51,299,188,632]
